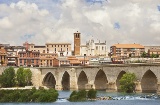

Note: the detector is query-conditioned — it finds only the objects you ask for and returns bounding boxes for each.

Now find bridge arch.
[141,70,158,93]
[42,72,56,88]
[116,71,126,91]
[94,69,108,90]
[61,71,70,90]
[77,71,88,90]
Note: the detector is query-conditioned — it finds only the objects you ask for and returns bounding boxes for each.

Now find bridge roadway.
[1,64,160,93]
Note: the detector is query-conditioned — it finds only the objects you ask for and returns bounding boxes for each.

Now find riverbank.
[0,88,58,102]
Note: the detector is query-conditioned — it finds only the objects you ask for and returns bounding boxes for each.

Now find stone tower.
[74,31,81,55]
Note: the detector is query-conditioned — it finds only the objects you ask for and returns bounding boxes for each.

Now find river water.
[0,91,160,105]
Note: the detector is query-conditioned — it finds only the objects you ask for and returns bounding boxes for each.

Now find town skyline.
[0,0,160,47]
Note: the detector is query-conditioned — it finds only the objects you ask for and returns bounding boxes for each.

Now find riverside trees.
[0,88,58,102]
[69,89,97,102]
[0,67,32,87]
[119,73,136,93]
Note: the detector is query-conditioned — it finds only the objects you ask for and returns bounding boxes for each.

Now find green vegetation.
[87,89,97,99]
[0,67,16,87]
[141,52,147,58]
[24,68,32,86]
[16,67,25,86]
[0,67,32,87]
[0,87,58,102]
[69,89,97,102]
[119,73,136,93]
[151,54,159,58]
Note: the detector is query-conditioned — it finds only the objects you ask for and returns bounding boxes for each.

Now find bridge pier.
[157,82,160,94]
[106,82,116,92]
[85,84,95,90]
[135,81,142,93]
[55,85,63,90]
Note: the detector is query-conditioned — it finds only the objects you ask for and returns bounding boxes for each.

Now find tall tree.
[16,67,25,87]
[24,69,32,86]
[119,73,136,93]
[0,67,15,87]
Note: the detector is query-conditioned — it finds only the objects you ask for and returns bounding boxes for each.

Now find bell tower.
[74,31,81,55]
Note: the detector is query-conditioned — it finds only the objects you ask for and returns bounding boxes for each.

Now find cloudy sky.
[0,0,160,49]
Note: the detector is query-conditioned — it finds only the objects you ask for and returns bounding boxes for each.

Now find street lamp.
[84,54,86,66]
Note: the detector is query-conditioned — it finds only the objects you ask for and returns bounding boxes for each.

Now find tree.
[23,69,32,86]
[0,67,16,87]
[141,52,147,58]
[87,89,97,99]
[119,73,136,93]
[151,54,159,58]
[16,67,25,87]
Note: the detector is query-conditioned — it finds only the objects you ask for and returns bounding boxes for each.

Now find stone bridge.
[30,64,160,93]
[1,64,160,93]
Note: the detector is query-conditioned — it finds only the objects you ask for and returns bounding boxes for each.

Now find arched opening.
[62,71,70,90]
[78,71,88,90]
[43,72,56,88]
[94,70,108,90]
[116,71,126,91]
[141,70,157,93]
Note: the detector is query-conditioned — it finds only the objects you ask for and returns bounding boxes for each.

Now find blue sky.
[0,0,160,47]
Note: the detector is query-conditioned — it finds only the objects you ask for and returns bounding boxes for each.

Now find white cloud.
[0,0,160,48]
[0,17,12,29]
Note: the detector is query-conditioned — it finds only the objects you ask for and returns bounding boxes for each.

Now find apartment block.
[18,50,40,67]
[46,43,71,56]
[110,43,145,60]
[0,45,7,66]
[40,53,58,67]
[5,46,25,66]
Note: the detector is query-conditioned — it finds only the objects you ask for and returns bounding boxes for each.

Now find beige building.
[110,43,145,60]
[40,53,58,67]
[46,43,71,56]
[23,42,46,53]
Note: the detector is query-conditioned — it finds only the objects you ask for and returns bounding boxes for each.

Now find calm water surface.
[0,91,160,105]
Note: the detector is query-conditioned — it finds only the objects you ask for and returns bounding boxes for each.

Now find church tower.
[74,31,81,55]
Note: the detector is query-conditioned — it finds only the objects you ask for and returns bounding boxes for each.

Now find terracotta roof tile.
[112,44,144,48]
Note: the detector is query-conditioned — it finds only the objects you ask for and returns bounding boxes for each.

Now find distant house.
[110,43,145,60]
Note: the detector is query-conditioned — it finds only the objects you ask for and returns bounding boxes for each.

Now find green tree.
[151,54,159,58]
[0,67,16,87]
[24,69,32,86]
[87,89,97,99]
[141,52,147,58]
[119,73,136,93]
[16,67,25,87]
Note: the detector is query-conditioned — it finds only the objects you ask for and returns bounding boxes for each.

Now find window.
[102,47,104,50]
[20,59,22,63]
[96,46,98,50]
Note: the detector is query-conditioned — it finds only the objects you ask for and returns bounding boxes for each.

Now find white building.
[80,39,108,56]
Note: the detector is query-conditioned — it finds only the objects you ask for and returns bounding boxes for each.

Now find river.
[0,91,159,105]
